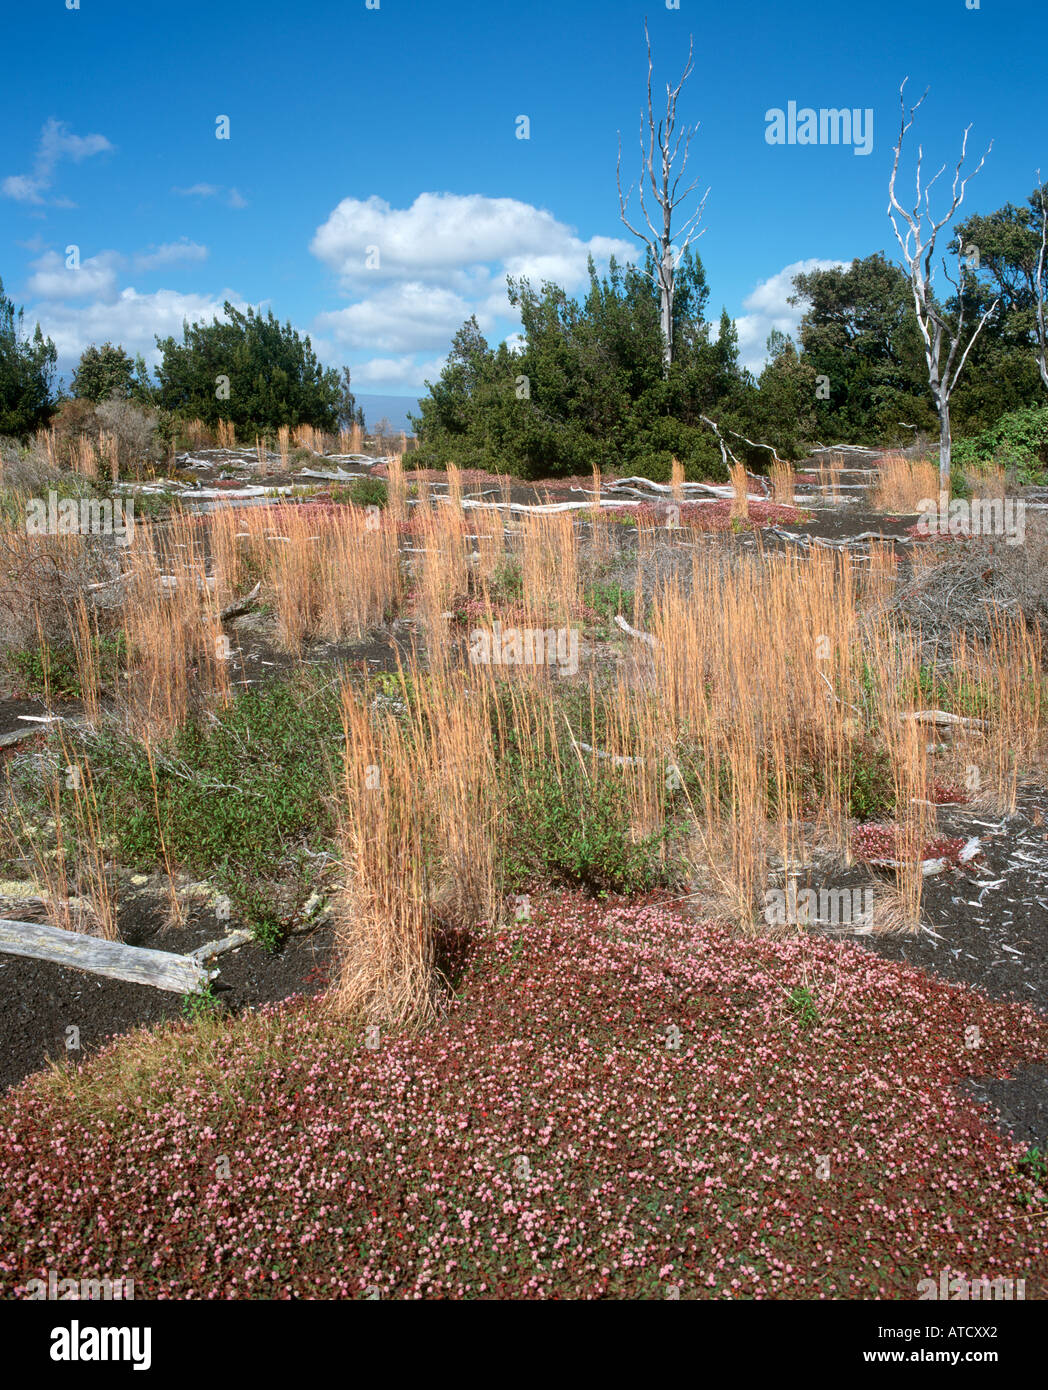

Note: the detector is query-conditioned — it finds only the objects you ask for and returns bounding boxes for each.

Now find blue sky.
[2,0,1046,403]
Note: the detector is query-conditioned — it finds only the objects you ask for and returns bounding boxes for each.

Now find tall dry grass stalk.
[387,452,408,522]
[231,504,400,653]
[817,452,844,501]
[521,511,578,624]
[117,514,230,735]
[728,461,750,521]
[99,431,119,485]
[470,506,506,589]
[332,687,438,1029]
[278,425,291,469]
[446,462,463,511]
[3,728,118,940]
[871,453,939,512]
[769,460,795,504]
[414,500,469,672]
[650,545,860,924]
[216,419,236,450]
[185,419,210,450]
[72,436,99,480]
[670,456,685,503]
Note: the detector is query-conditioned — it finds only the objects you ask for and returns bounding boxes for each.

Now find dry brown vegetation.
[1,464,1045,1028]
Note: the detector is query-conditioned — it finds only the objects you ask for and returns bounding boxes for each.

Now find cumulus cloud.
[349,355,449,389]
[26,250,123,302]
[315,282,478,354]
[732,257,847,372]
[134,240,209,271]
[172,183,247,209]
[29,289,242,369]
[2,118,114,206]
[312,193,632,294]
[309,192,633,388]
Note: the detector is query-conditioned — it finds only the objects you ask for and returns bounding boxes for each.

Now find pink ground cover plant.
[602,500,806,531]
[851,823,972,868]
[1,895,1045,1299]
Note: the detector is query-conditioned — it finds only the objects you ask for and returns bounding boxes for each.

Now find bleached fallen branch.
[187,928,254,963]
[0,917,214,994]
[614,614,657,647]
[898,709,988,730]
[220,581,261,622]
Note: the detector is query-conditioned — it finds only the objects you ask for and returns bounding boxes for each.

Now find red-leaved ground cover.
[851,823,971,867]
[602,500,805,530]
[1,896,1045,1299]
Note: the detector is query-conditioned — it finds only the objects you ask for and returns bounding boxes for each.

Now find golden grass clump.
[729,460,749,520]
[769,460,795,504]
[871,453,939,512]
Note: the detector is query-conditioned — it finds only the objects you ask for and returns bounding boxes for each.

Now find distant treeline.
[0,290,364,442]
[410,184,1048,480]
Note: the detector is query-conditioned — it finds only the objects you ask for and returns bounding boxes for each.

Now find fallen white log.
[298,467,371,482]
[457,497,642,515]
[187,928,254,963]
[0,917,214,993]
[899,710,988,730]
[220,581,261,622]
[0,724,57,750]
[614,614,657,648]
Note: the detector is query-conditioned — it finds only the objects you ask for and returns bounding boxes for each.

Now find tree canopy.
[0,276,58,438]
[71,342,153,404]
[155,302,343,433]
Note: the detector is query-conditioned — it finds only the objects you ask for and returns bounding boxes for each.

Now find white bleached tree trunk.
[617,20,709,375]
[887,79,999,495]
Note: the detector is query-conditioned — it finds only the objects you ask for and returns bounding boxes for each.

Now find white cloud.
[733,257,847,372]
[350,355,449,389]
[134,240,209,271]
[2,118,114,206]
[309,192,633,389]
[27,250,123,302]
[29,289,242,368]
[316,282,478,353]
[312,192,631,290]
[172,183,247,209]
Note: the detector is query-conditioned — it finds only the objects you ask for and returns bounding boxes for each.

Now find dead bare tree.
[888,78,999,494]
[1034,174,1048,391]
[617,19,709,374]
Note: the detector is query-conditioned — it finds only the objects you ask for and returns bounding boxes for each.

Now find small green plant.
[584,581,636,622]
[181,981,222,1021]
[490,559,524,602]
[6,633,128,700]
[788,985,820,1030]
[332,477,388,510]
[250,913,285,954]
[503,756,680,896]
[1015,1144,1048,1208]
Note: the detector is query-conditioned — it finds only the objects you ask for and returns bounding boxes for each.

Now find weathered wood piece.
[0,918,214,993]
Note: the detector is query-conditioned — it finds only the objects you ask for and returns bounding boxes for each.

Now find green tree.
[0,276,58,437]
[71,342,137,402]
[155,302,342,433]
[335,366,365,432]
[790,253,935,443]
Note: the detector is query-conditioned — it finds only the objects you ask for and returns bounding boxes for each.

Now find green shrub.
[6,634,127,700]
[953,405,1048,484]
[71,674,342,936]
[503,757,679,896]
[345,477,388,510]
